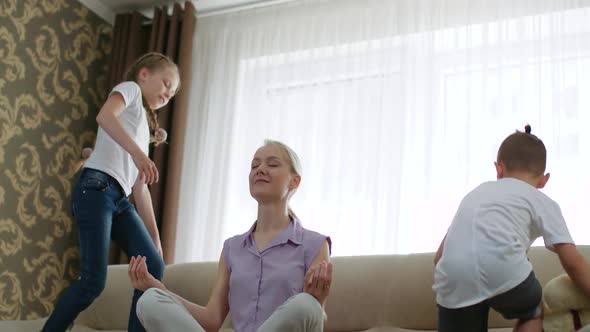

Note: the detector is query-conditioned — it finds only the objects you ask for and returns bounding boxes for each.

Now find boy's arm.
[554,243,590,297]
[434,234,447,265]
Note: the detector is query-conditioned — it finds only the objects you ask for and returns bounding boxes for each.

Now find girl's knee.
[79,274,107,303]
[147,255,165,279]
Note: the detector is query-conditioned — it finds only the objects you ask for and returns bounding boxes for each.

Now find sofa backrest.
[325,253,438,331]
[76,246,590,331]
[75,261,229,330]
[324,246,590,331]
[75,264,134,330]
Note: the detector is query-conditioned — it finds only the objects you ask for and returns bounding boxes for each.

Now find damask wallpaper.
[0,0,112,320]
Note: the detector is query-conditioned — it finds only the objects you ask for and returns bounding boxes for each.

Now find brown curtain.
[107,1,196,265]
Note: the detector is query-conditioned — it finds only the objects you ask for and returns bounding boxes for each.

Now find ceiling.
[100,0,267,13]
[78,0,279,23]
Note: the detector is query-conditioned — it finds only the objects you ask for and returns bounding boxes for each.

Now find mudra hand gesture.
[128,255,165,292]
[304,260,333,305]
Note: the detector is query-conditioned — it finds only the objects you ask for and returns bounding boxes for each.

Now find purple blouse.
[222,218,331,332]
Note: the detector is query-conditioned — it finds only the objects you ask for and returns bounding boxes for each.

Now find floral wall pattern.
[0,0,111,319]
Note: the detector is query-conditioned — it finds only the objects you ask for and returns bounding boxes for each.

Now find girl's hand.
[132,152,159,184]
[304,261,333,305]
[154,238,163,257]
[153,128,168,145]
[128,256,164,291]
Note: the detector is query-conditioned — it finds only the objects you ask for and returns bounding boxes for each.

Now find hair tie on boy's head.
[524,124,532,134]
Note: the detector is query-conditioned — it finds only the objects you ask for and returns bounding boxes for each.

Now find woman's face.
[249,144,299,203]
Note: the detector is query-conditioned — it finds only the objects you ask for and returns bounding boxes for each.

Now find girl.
[128,140,333,332]
[42,52,180,332]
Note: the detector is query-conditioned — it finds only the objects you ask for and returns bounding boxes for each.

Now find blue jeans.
[42,168,165,332]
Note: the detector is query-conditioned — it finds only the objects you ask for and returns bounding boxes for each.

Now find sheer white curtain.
[176,0,590,262]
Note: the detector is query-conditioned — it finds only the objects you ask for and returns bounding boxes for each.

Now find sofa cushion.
[351,328,513,332]
[75,264,135,330]
[356,327,414,332]
[0,318,128,332]
[75,262,235,330]
[0,318,45,332]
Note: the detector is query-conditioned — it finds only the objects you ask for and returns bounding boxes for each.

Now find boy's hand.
[554,243,590,298]
[434,234,446,265]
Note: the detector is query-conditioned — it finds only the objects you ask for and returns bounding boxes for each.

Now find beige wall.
[0,0,112,320]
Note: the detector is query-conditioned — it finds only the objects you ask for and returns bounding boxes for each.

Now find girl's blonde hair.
[262,139,302,219]
[124,52,179,145]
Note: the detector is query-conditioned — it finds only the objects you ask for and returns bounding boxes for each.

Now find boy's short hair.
[497,125,546,175]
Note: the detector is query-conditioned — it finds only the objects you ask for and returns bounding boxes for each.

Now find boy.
[433,125,590,332]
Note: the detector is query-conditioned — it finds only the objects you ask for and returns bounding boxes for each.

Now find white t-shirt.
[84,81,150,196]
[433,177,573,309]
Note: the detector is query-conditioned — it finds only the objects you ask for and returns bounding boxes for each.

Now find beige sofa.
[3,246,589,332]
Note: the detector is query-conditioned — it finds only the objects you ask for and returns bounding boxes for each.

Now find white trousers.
[136,288,324,332]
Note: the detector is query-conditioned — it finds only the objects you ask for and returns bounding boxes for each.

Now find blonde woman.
[129,140,333,332]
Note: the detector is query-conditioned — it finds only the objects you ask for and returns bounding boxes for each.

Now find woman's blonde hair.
[262,139,302,219]
[124,52,179,145]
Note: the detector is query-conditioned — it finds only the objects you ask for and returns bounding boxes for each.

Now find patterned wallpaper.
[0,0,112,320]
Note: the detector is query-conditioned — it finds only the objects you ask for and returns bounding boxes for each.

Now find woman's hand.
[304,260,333,305]
[132,152,159,185]
[128,256,165,292]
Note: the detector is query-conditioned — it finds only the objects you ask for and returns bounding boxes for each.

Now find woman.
[128,139,332,332]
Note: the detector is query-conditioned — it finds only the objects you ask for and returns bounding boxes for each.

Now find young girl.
[127,140,333,332]
[42,52,180,332]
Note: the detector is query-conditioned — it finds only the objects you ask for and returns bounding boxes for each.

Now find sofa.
[2,245,589,332]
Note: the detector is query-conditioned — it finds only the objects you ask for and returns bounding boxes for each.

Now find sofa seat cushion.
[358,328,513,332]
[0,318,126,332]
[0,319,45,332]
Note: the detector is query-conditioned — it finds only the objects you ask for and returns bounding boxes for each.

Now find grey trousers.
[136,288,324,332]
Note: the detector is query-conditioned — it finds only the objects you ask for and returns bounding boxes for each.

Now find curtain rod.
[133,0,297,20]
[196,0,299,18]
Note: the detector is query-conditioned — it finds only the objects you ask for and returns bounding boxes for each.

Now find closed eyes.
[251,157,282,169]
